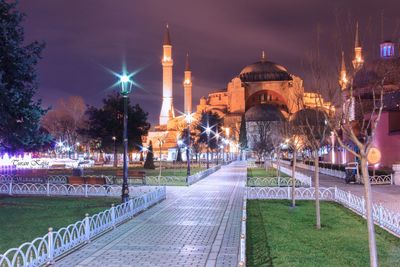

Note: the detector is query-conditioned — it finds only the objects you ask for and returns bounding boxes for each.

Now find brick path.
[54,162,246,267]
[290,164,400,213]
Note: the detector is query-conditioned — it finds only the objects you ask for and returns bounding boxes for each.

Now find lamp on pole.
[215,130,220,165]
[118,73,133,203]
[112,136,117,167]
[185,113,193,177]
[205,125,211,169]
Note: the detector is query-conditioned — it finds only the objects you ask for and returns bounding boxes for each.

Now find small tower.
[183,52,192,114]
[159,24,175,125]
[380,40,395,58]
[339,51,348,90]
[352,22,364,69]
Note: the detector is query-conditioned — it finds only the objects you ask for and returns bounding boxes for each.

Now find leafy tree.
[0,1,51,153]
[144,141,155,169]
[80,93,150,155]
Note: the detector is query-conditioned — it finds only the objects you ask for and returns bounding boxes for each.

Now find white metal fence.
[247,176,310,187]
[247,186,400,237]
[238,195,247,267]
[187,165,221,185]
[0,182,159,198]
[272,163,312,186]
[0,187,166,267]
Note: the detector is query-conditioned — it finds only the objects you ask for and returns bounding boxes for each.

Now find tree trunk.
[313,150,321,229]
[291,149,297,207]
[360,156,378,267]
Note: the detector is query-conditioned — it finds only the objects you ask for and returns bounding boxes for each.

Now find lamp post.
[185,113,193,176]
[112,136,117,167]
[119,74,133,203]
[225,127,230,162]
[205,126,211,169]
[157,136,165,179]
[215,130,220,165]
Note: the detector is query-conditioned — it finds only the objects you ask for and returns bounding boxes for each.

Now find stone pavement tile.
[54,161,247,267]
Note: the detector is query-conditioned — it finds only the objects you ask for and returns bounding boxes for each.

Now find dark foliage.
[79,93,150,153]
[143,141,155,169]
[0,1,51,153]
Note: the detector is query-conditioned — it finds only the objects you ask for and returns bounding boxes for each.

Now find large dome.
[239,60,292,82]
[245,104,285,122]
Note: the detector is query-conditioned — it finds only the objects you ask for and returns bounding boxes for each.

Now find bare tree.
[326,65,394,266]
[295,108,330,229]
[42,96,86,154]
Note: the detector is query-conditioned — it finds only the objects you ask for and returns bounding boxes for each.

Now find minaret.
[339,51,348,90]
[352,22,364,69]
[159,24,175,125]
[183,52,192,114]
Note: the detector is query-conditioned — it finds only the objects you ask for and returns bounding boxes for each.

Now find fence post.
[85,213,91,242]
[361,196,366,217]
[130,198,134,217]
[347,191,351,207]
[391,174,394,185]
[47,182,50,196]
[8,180,12,196]
[378,204,383,226]
[287,186,291,200]
[84,184,88,198]
[111,204,116,228]
[334,186,337,201]
[47,227,54,264]
[278,177,280,187]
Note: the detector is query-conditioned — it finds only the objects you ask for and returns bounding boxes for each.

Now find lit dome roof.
[245,104,285,122]
[239,60,292,82]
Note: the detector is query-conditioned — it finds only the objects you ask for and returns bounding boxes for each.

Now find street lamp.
[112,136,117,167]
[185,113,193,177]
[205,125,211,169]
[215,130,220,165]
[118,73,133,203]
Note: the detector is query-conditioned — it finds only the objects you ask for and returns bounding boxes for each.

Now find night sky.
[20,0,400,124]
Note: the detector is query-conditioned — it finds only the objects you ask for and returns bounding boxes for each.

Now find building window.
[389,111,400,134]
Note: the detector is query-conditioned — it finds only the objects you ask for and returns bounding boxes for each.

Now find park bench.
[68,176,106,185]
[116,170,146,185]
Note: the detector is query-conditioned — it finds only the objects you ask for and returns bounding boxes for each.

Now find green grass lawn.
[247,168,281,178]
[247,200,400,267]
[0,196,117,253]
[72,166,206,177]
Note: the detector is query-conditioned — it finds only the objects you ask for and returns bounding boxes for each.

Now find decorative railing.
[271,163,312,186]
[369,175,393,185]
[0,187,166,267]
[0,175,68,184]
[0,182,160,198]
[187,165,221,185]
[247,176,310,187]
[247,186,400,237]
[238,195,247,267]
[280,161,393,185]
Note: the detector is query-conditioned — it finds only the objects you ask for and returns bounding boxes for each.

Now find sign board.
[367,147,381,165]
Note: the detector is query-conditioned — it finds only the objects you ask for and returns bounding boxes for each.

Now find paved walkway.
[291,164,400,213]
[54,162,247,267]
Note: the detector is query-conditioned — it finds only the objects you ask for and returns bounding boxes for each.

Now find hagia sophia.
[147,25,333,160]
